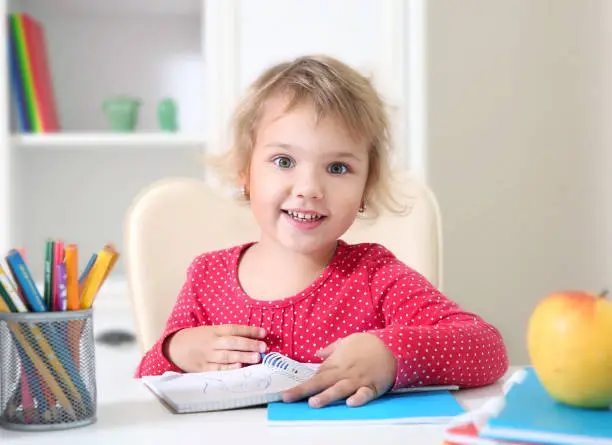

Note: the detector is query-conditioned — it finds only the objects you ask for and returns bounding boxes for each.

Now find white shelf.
[12,133,207,149]
[20,0,202,17]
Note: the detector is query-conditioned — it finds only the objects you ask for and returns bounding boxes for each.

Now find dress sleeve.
[365,251,509,389]
[134,258,209,377]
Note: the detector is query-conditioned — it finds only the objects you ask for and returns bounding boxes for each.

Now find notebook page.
[142,355,316,413]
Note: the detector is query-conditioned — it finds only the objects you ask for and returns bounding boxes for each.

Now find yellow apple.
[527,290,612,409]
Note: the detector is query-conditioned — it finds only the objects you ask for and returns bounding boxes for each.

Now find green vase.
[157,98,178,132]
[102,96,141,132]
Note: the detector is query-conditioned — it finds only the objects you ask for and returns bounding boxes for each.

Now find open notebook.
[141,352,461,415]
[141,352,317,413]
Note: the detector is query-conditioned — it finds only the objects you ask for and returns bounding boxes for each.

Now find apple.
[526,289,612,409]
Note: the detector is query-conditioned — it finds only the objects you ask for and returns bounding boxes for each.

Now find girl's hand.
[282,333,397,408]
[164,324,267,372]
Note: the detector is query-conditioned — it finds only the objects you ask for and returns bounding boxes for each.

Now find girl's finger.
[307,379,357,408]
[346,385,377,407]
[315,339,342,359]
[210,349,261,364]
[198,362,242,372]
[215,324,266,339]
[214,335,267,353]
[281,366,341,403]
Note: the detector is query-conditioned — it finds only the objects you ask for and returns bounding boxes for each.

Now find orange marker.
[65,244,79,311]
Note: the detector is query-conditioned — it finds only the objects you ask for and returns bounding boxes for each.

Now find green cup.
[102,96,141,132]
[157,98,178,132]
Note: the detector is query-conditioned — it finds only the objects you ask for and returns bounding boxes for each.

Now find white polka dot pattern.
[135,240,509,389]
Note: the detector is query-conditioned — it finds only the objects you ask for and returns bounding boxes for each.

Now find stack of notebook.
[441,367,612,445]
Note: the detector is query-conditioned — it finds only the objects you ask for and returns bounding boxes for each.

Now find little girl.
[135,54,509,409]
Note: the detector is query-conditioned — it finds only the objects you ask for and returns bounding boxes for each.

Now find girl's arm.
[366,252,510,390]
[134,261,208,378]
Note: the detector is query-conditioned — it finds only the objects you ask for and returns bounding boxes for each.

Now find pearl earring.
[240,184,250,199]
[359,202,367,213]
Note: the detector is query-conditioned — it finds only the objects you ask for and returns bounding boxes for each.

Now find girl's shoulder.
[187,241,256,272]
[336,240,430,288]
[336,239,402,269]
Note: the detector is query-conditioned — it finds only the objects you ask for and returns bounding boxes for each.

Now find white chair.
[124,174,443,353]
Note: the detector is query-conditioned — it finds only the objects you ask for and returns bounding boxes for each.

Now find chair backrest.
[124,174,443,353]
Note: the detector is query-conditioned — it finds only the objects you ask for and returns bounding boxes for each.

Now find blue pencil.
[6,249,47,312]
[79,253,97,284]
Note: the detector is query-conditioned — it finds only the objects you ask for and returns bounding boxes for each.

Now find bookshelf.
[0,0,236,280]
[1,0,414,306]
[13,133,208,149]
[24,0,202,17]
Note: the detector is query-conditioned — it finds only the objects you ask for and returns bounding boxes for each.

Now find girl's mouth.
[282,209,326,223]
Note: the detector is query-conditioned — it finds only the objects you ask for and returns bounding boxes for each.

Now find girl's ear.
[359,187,370,213]
[237,157,251,185]
[238,170,250,199]
[359,199,367,214]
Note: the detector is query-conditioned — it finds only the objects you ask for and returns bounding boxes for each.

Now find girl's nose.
[294,171,324,200]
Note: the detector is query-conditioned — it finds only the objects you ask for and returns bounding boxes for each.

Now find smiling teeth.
[287,210,322,221]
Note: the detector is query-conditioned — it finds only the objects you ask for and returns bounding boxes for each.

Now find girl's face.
[246,96,369,256]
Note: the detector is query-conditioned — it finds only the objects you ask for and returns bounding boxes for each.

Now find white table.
[0,341,512,445]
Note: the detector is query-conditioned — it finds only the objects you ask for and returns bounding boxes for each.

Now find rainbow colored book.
[8,12,60,133]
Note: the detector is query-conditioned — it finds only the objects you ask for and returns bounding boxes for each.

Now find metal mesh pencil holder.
[0,309,97,431]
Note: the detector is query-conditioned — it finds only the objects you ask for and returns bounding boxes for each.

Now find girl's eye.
[328,163,349,175]
[272,156,295,169]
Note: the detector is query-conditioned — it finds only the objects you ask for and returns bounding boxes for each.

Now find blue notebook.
[480,367,612,445]
[267,390,465,426]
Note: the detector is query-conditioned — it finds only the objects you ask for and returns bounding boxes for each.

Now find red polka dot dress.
[135,240,509,389]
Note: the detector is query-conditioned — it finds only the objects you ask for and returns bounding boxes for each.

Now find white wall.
[234,0,406,162]
[427,0,612,364]
[238,0,385,92]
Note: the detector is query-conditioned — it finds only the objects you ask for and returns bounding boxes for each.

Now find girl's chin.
[276,236,339,257]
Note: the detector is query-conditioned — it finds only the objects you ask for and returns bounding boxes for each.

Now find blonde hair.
[208,54,406,218]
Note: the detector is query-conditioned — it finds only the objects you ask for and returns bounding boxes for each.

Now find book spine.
[7,16,31,132]
[22,13,60,132]
[11,14,40,132]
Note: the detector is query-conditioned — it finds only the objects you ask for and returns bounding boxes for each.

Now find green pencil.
[44,239,54,310]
